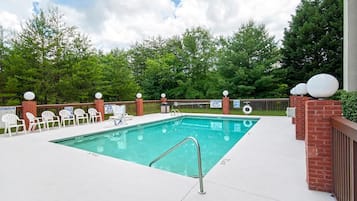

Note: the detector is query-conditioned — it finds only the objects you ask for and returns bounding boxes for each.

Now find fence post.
[305,100,342,192]
[136,94,144,116]
[222,97,230,114]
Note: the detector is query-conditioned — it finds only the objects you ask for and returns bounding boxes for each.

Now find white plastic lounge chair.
[74,108,89,124]
[26,112,45,132]
[41,111,61,129]
[1,113,26,136]
[109,105,126,125]
[88,108,102,123]
[59,109,76,127]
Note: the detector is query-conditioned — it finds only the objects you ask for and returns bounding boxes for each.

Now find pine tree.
[281,0,343,88]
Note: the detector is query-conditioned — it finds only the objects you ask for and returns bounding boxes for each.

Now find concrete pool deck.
[0,113,336,201]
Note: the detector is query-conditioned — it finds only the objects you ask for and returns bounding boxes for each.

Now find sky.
[0,0,301,52]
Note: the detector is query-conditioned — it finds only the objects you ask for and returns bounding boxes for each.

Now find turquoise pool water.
[55,116,258,177]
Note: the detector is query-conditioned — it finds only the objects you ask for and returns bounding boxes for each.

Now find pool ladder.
[149,136,206,194]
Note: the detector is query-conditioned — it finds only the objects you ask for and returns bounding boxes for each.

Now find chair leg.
[8,127,12,137]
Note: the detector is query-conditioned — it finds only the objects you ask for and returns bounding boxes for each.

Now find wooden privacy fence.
[331,116,357,201]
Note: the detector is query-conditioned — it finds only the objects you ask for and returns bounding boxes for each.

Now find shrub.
[340,91,357,123]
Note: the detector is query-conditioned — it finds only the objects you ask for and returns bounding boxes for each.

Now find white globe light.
[95,92,102,99]
[222,90,229,97]
[307,73,339,99]
[136,93,142,99]
[295,83,307,96]
[290,87,297,95]
[290,87,294,95]
[161,93,166,98]
[24,91,35,100]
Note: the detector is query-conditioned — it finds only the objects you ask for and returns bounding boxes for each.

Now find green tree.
[178,27,220,98]
[99,49,139,101]
[3,8,99,104]
[281,0,343,88]
[218,21,284,98]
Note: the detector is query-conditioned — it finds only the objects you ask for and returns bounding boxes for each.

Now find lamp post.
[304,73,341,191]
[22,91,37,129]
[160,93,167,103]
[292,83,310,140]
[94,92,104,121]
[136,93,144,116]
[222,90,230,114]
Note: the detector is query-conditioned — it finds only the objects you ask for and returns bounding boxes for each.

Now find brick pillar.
[305,100,342,192]
[295,96,310,140]
[160,97,167,103]
[222,97,230,114]
[290,96,296,124]
[136,98,144,116]
[94,99,104,121]
[22,100,37,130]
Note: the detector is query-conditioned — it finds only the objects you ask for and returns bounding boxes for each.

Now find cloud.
[0,0,300,51]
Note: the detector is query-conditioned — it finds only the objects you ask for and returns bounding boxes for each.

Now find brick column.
[22,100,37,130]
[160,97,167,103]
[136,98,144,116]
[222,97,230,114]
[305,100,342,192]
[295,96,310,140]
[290,96,296,124]
[94,99,104,121]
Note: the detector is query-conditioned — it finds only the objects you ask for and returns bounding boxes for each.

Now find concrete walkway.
[0,114,335,201]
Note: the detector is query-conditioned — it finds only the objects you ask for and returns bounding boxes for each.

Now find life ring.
[243,120,253,128]
[242,105,253,114]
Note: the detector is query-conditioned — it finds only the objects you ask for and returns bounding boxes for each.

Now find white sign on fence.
[233,99,241,108]
[0,107,16,128]
[104,104,114,114]
[210,100,222,108]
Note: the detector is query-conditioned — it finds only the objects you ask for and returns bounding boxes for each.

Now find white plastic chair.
[41,111,61,129]
[1,113,26,136]
[26,112,45,132]
[88,108,102,123]
[59,109,76,127]
[74,108,89,124]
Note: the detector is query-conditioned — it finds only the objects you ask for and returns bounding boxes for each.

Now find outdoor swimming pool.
[55,116,258,177]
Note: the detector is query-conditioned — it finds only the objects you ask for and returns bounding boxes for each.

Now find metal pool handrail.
[149,136,206,194]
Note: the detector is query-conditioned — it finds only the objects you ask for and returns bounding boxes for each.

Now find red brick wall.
[295,96,310,140]
[305,100,342,192]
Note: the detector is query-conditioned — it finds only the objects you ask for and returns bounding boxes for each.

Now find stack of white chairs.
[1,113,26,136]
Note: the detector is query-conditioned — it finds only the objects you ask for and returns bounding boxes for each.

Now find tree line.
[0,0,343,105]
